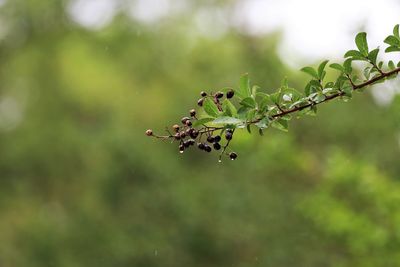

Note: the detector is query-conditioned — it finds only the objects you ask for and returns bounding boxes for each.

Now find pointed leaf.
[203,98,220,118]
[355,32,368,55]
[329,63,345,72]
[300,66,319,79]
[318,60,329,79]
[238,74,251,98]
[240,97,256,108]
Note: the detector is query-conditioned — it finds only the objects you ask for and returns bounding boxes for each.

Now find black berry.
[204,145,212,152]
[214,135,221,143]
[215,92,223,99]
[179,144,185,153]
[229,152,237,160]
[181,117,190,124]
[190,129,199,138]
[188,139,196,146]
[174,133,181,140]
[225,132,232,140]
[213,143,221,150]
[200,91,207,97]
[226,89,234,99]
[207,136,215,143]
[180,131,186,138]
[197,143,205,150]
[190,109,196,117]
[183,140,190,148]
[197,98,204,107]
[145,129,153,136]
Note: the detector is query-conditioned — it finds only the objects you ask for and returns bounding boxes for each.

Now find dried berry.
[181,117,190,124]
[229,152,237,160]
[172,124,180,132]
[145,129,153,136]
[200,91,207,97]
[226,89,234,99]
[185,120,192,127]
[189,109,196,117]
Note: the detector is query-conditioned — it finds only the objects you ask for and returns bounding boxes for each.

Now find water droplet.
[179,151,184,154]
[218,159,222,163]
[231,158,234,161]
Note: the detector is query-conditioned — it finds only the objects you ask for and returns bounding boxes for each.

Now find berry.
[226,129,233,134]
[174,133,181,140]
[180,131,186,138]
[190,109,196,117]
[172,124,180,132]
[204,145,212,152]
[213,143,221,150]
[207,136,215,143]
[229,152,237,160]
[226,89,234,99]
[185,128,192,135]
[188,139,196,146]
[200,91,207,97]
[185,120,192,127]
[145,129,153,136]
[181,117,190,124]
[183,140,191,148]
[179,144,185,153]
[214,135,221,143]
[215,92,224,99]
[190,129,199,138]
[225,132,232,140]
[197,143,205,150]
[197,98,204,107]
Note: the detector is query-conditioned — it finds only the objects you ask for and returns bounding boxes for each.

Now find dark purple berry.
[180,131,186,138]
[207,136,215,143]
[181,117,190,124]
[190,129,199,138]
[183,140,190,148]
[179,144,185,153]
[200,91,207,97]
[229,152,237,160]
[185,120,192,127]
[197,143,205,150]
[226,89,234,99]
[215,92,223,99]
[197,98,204,107]
[188,139,196,146]
[214,135,221,143]
[174,133,181,140]
[145,129,153,136]
[225,132,232,140]
[204,145,212,152]
[213,143,221,150]
[190,109,196,117]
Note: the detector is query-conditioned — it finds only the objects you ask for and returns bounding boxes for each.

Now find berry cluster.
[146,90,238,161]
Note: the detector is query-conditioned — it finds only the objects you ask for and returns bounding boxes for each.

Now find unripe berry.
[145,129,153,136]
[172,124,180,132]
[189,109,196,117]
[207,136,215,143]
[229,152,237,160]
[200,91,207,97]
[214,135,221,143]
[215,92,224,99]
[197,98,204,107]
[226,89,234,99]
[213,143,221,150]
[197,143,205,150]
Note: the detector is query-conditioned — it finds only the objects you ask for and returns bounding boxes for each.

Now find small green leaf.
[257,93,271,112]
[318,60,329,79]
[246,109,256,122]
[212,116,243,125]
[394,24,400,38]
[255,117,270,129]
[388,60,396,70]
[385,46,400,53]
[384,35,400,46]
[240,97,256,108]
[355,32,369,56]
[222,99,237,117]
[251,85,259,98]
[367,48,379,64]
[343,58,353,74]
[193,117,214,127]
[329,63,344,72]
[238,73,251,98]
[203,98,220,118]
[300,66,319,79]
[271,119,288,132]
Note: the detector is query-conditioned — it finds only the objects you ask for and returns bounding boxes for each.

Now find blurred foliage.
[0,1,399,267]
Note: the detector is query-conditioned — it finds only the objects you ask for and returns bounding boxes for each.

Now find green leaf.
[388,60,396,70]
[329,63,344,72]
[238,73,251,98]
[384,35,400,46]
[240,97,256,108]
[222,99,237,117]
[355,32,368,56]
[257,93,271,112]
[255,117,270,129]
[251,85,259,98]
[385,46,400,53]
[318,60,329,79]
[212,116,243,125]
[300,66,319,79]
[271,119,288,132]
[343,58,353,74]
[367,48,379,64]
[203,98,220,118]
[394,24,400,38]
[246,109,256,122]
[192,117,214,127]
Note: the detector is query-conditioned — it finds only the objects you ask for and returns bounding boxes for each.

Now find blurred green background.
[1,1,400,266]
